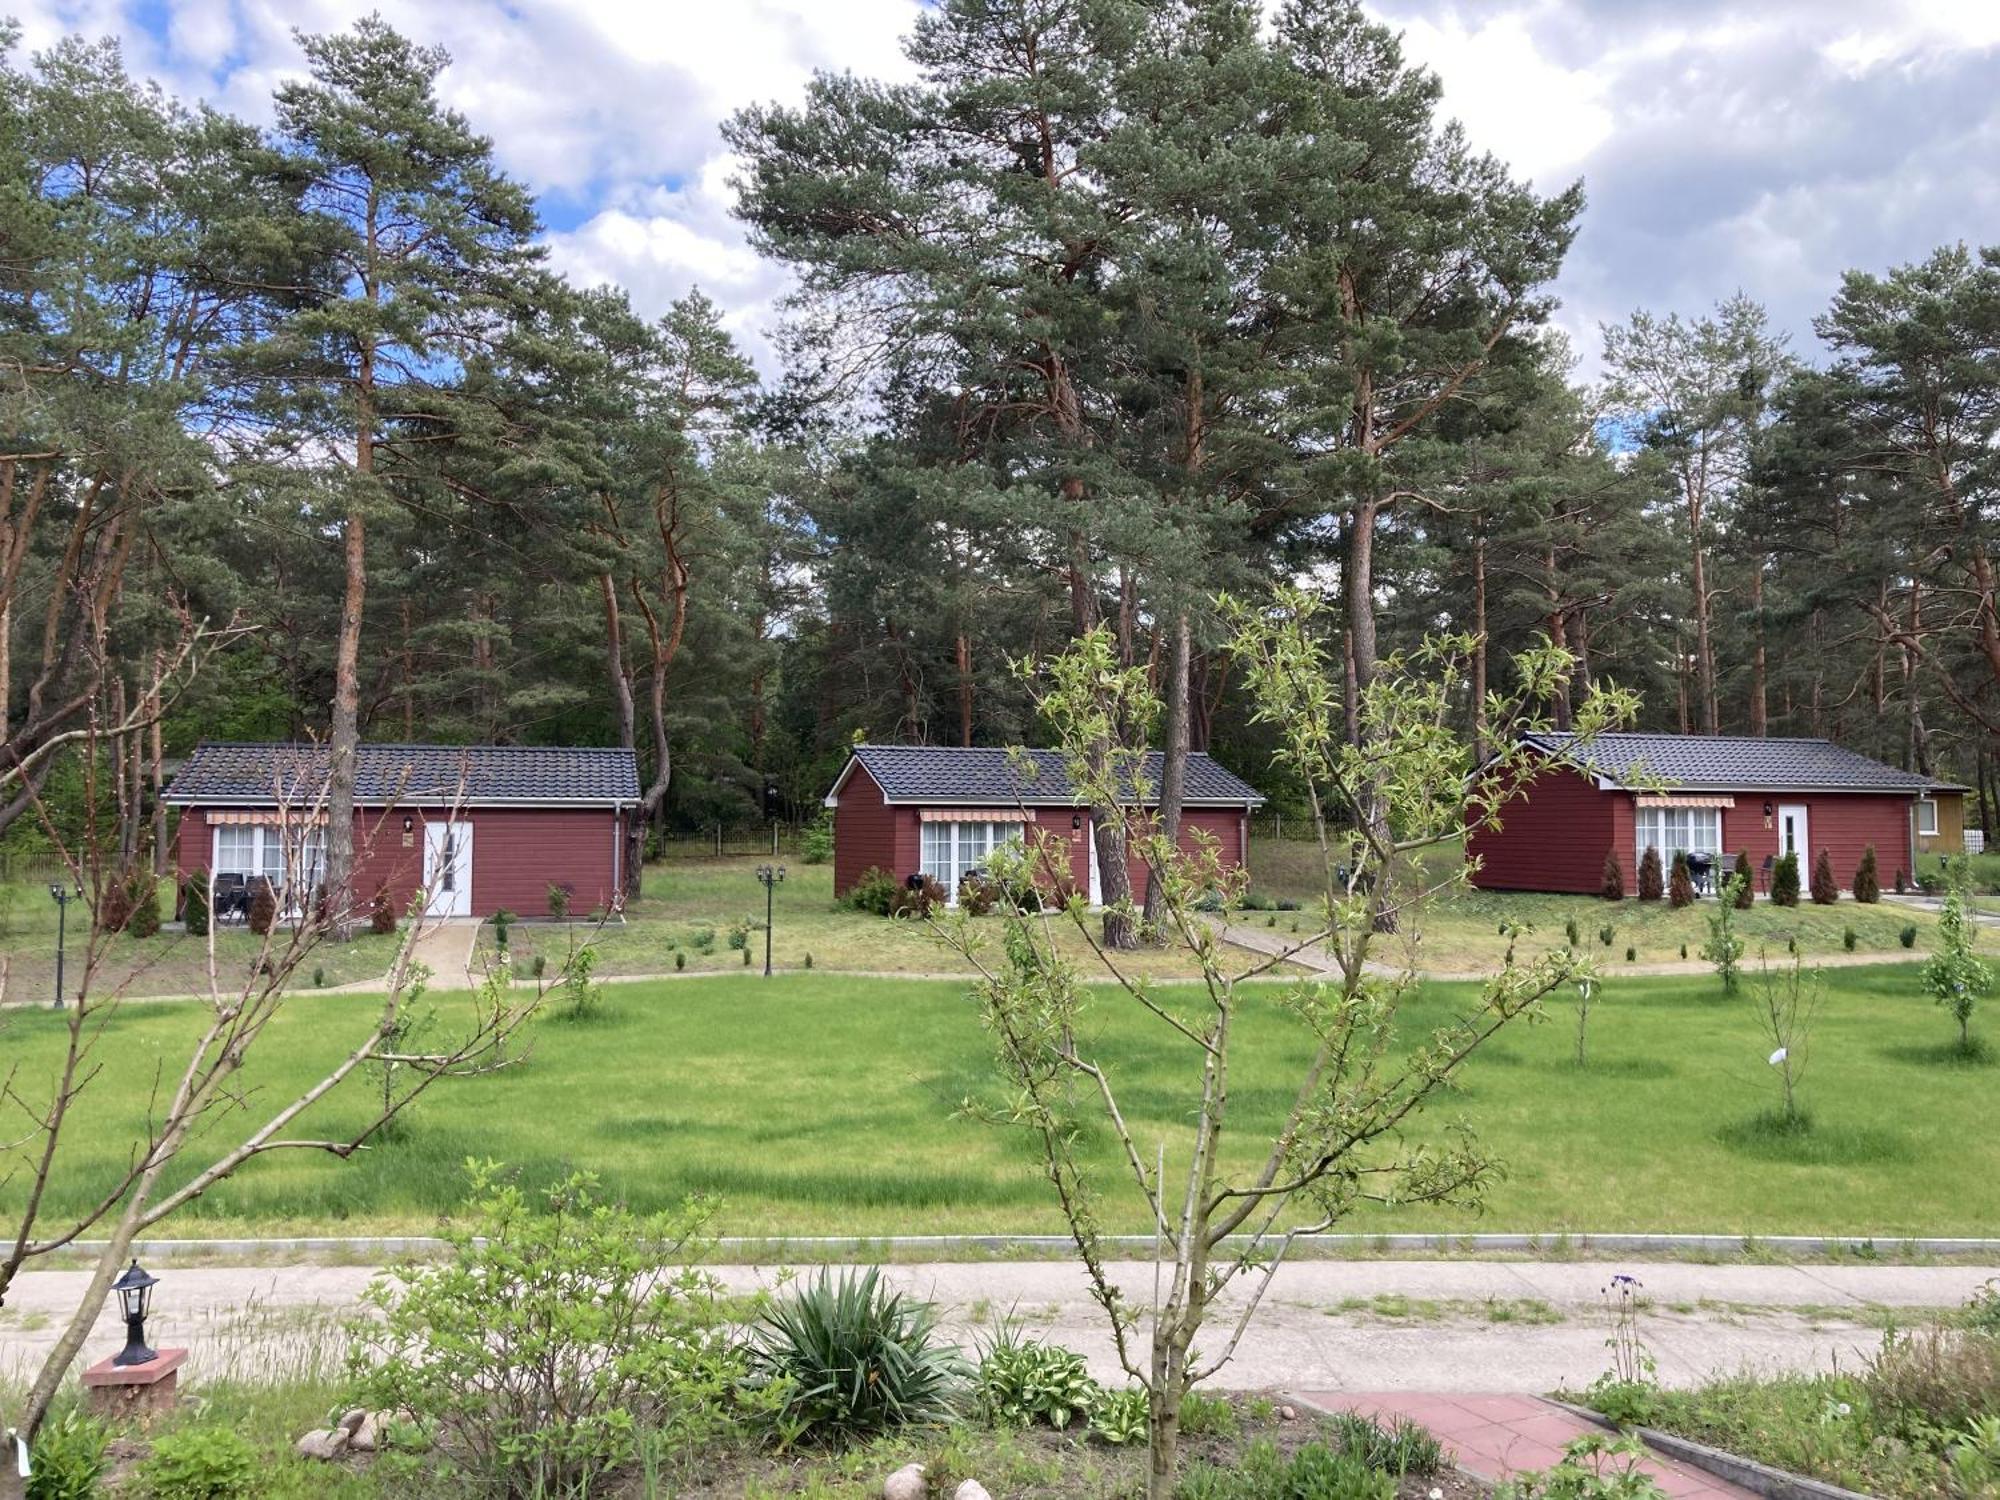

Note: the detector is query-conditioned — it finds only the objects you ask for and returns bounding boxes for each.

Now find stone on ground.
[295,1428,349,1462]
[882,1461,926,1500]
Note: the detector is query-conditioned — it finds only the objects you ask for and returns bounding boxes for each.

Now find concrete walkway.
[1302,1392,1755,1498]
[404,916,482,991]
[5,1257,1991,1392]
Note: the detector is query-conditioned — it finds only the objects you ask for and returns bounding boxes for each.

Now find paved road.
[5,1258,1991,1393]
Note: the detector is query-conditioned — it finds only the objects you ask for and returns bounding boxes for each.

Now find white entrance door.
[1085,821,1102,906]
[423,820,473,918]
[1776,804,1810,868]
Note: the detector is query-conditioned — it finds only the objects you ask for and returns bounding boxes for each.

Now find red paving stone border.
[1294,1392,1757,1499]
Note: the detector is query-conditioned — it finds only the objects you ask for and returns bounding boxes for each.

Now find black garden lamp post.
[49,882,81,1009]
[110,1259,160,1367]
[755,864,785,976]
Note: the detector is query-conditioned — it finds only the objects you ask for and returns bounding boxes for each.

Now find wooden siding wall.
[1716,793,1914,890]
[174,805,622,918]
[1467,762,1616,894]
[1916,791,1966,856]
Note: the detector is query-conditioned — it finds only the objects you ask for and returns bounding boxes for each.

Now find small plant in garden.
[1601,849,1624,901]
[1667,852,1694,909]
[312,965,326,987]
[1771,851,1801,907]
[125,870,161,938]
[845,866,899,916]
[1565,916,1581,949]
[247,878,276,935]
[801,811,834,864]
[1637,845,1663,901]
[974,1329,1097,1429]
[24,1407,107,1500]
[1701,872,1747,993]
[546,881,571,920]
[675,950,686,970]
[554,943,605,1023]
[1900,924,1918,949]
[1853,844,1880,903]
[1731,850,1753,908]
[1571,976,1599,1068]
[351,1164,744,1499]
[741,945,751,966]
[180,868,211,937]
[747,1267,966,1444]
[1921,857,1993,1056]
[690,925,717,953]
[492,908,514,951]
[1677,943,1685,959]
[1088,1386,1149,1446]
[889,874,946,918]
[1583,1274,1657,1427]
[727,921,750,951]
[371,884,398,935]
[1625,945,1635,963]
[1894,867,1908,895]
[1498,1433,1669,1499]
[531,952,547,978]
[1750,952,1822,1130]
[134,1425,260,1500]
[1598,924,1615,948]
[1843,927,1856,952]
[1810,849,1838,905]
[1324,1410,1443,1475]
[804,951,813,969]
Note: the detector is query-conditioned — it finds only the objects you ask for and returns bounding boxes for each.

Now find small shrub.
[889,875,946,919]
[1810,849,1838,905]
[1598,925,1615,948]
[727,922,750,952]
[94,876,133,934]
[1853,844,1880,903]
[1843,927,1857,952]
[1900,924,1919,949]
[1088,1386,1148,1446]
[25,1408,107,1500]
[1732,851,1753,908]
[845,866,900,917]
[801,812,834,865]
[1863,1324,2000,1438]
[974,1332,1097,1429]
[1922,857,1993,1053]
[125,870,161,938]
[135,1425,259,1500]
[1179,1390,1238,1440]
[675,950,686,970]
[958,871,1001,917]
[1668,852,1694,909]
[492,908,515,950]
[371,885,398,935]
[181,869,210,937]
[247,878,277,936]
[531,952,547,978]
[352,1165,741,1499]
[747,1267,965,1444]
[1323,1410,1443,1476]
[1678,943,1687,960]
[741,946,751,966]
[1283,1443,1395,1500]
[804,951,813,969]
[1702,874,1747,993]
[1625,946,1636,963]
[1600,849,1624,901]
[312,965,326,987]
[554,944,604,1023]
[1499,1433,1668,1499]
[689,925,717,954]
[1771,852,1801,908]
[1894,867,1908,895]
[547,882,572,920]
[1564,917,1581,949]
[1637,846,1663,902]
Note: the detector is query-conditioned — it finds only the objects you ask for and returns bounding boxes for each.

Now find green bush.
[1323,1409,1443,1475]
[1853,844,1880,903]
[546,882,571,920]
[1900,924,1919,949]
[844,866,899,917]
[370,884,398,935]
[1088,1386,1148,1446]
[1598,924,1615,948]
[181,869,210,937]
[957,871,1001,917]
[554,944,605,1023]
[889,876,946,919]
[1637,846,1663,901]
[246,878,276,936]
[1176,1438,1394,1500]
[126,870,161,938]
[1285,1443,1396,1500]
[1863,1326,2000,1440]
[351,1165,744,1499]
[974,1332,1097,1430]
[1771,852,1801,908]
[746,1267,966,1445]
[135,1425,259,1500]
[1600,849,1624,901]
[1564,917,1581,949]
[727,922,750,951]
[1625,946,1635,963]
[1811,850,1838,905]
[1732,851,1754,908]
[1498,1433,1668,1499]
[675,950,687,970]
[801,813,834,865]
[1668,852,1694,909]
[1843,927,1857,952]
[492,908,515,949]
[689,925,717,954]
[25,1408,107,1500]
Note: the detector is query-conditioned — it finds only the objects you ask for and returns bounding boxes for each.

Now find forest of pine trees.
[4,2,1997,876]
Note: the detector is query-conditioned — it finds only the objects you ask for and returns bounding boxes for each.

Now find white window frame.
[918,821,1027,903]
[1634,805,1723,868]
[1915,798,1939,837]
[209,823,326,908]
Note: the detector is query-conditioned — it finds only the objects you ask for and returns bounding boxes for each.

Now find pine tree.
[1638,845,1664,901]
[1811,849,1838,905]
[1668,851,1695,908]
[1853,844,1880,903]
[1601,849,1624,901]
[1772,852,1801,907]
[1733,851,1754,908]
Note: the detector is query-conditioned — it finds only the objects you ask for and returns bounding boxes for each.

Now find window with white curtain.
[1634,805,1722,865]
[212,824,326,900]
[917,821,1026,899]
[1916,799,1939,836]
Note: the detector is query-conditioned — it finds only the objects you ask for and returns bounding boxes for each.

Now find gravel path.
[5,1257,1991,1393]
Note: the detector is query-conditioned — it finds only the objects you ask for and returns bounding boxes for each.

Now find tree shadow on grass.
[1716,1109,1913,1167]
[1879,1038,1995,1069]
[1553,1056,1679,1080]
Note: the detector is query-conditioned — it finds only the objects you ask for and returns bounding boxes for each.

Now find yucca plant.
[747,1268,966,1444]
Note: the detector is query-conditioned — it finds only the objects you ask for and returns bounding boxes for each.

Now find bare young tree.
[934,591,1638,1500]
[0,744,559,1444]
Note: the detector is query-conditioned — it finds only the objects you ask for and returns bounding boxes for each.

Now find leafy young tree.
[254,17,541,926]
[1921,857,1993,1055]
[940,589,1636,1499]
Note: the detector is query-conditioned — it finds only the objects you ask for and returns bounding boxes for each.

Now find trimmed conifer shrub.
[1638,845,1664,901]
[182,869,210,937]
[125,869,161,938]
[248,878,277,935]
[1853,843,1880,903]
[95,877,133,934]
[1601,849,1624,901]
[1729,850,1752,908]
[1772,851,1801,907]
[1668,851,1695,908]
[371,885,398,936]
[1811,848,1838,905]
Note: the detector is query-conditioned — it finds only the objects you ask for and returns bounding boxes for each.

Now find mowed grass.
[2,961,1994,1241]
[1246,839,1942,968]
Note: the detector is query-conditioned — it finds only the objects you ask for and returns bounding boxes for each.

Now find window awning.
[207,810,331,826]
[1635,795,1736,809]
[917,808,1038,823]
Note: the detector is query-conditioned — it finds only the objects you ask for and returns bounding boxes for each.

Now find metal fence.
[653,823,809,860]
[0,848,71,886]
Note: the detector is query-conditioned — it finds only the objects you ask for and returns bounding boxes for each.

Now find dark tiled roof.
[1526,732,1934,793]
[164,743,639,806]
[838,744,1263,807]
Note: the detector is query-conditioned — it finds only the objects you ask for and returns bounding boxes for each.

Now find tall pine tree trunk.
[1749,558,1767,735]
[955,630,974,747]
[1689,498,1718,733]
[1471,535,1488,760]
[1143,610,1190,932]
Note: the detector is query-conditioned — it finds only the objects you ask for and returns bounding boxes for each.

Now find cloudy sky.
[12,0,2000,375]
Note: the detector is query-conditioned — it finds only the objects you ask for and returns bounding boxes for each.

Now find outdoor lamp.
[49,882,81,1010]
[1071,813,1083,832]
[1762,801,1773,817]
[110,1259,160,1367]
[756,864,786,977]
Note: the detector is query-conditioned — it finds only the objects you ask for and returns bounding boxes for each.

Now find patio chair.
[212,872,249,923]
[1758,854,1774,893]
[1685,852,1714,896]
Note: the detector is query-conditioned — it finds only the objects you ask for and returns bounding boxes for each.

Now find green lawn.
[3,961,1994,1241]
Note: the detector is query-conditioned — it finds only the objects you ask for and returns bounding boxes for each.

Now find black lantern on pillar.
[755,864,785,976]
[110,1259,160,1366]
